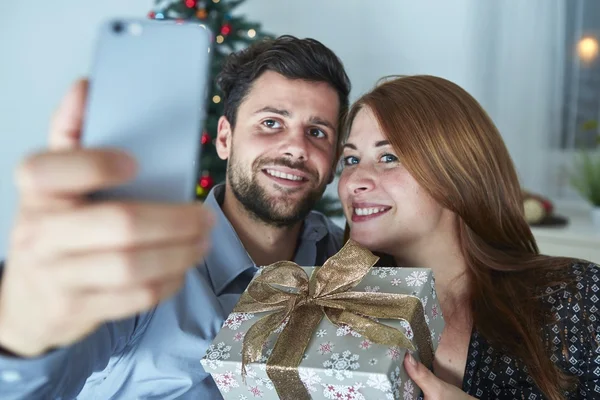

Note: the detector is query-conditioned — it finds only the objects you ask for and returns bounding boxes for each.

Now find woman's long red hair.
[344,75,579,399]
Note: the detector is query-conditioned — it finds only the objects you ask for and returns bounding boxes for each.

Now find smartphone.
[82,18,212,203]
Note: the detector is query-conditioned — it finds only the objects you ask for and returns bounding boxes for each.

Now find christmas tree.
[149,0,343,217]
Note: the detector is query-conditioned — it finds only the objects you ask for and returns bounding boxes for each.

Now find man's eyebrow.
[309,116,335,130]
[253,107,335,130]
[253,106,290,116]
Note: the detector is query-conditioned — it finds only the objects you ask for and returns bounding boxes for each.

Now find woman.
[338,75,599,400]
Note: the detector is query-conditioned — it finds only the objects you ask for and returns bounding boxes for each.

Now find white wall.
[0,0,549,256]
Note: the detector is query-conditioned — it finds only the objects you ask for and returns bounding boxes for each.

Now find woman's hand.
[404,353,477,400]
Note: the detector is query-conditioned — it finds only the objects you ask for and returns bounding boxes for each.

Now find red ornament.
[148,11,156,19]
[200,175,214,189]
[185,0,196,8]
[221,23,232,36]
[201,132,210,145]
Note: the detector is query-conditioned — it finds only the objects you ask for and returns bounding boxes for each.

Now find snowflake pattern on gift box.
[336,324,362,337]
[389,366,402,399]
[235,364,257,380]
[222,313,254,330]
[371,267,399,279]
[359,339,372,350]
[213,371,239,393]
[318,341,335,355]
[299,368,322,393]
[364,285,380,293]
[366,374,392,392]
[403,379,416,400]
[369,358,378,366]
[391,278,403,286]
[316,329,328,338]
[323,350,360,381]
[399,320,414,339]
[204,342,231,370]
[406,271,428,287]
[233,331,245,342]
[421,296,428,308]
[386,346,403,361]
[431,304,440,319]
[248,385,263,397]
[254,377,274,391]
[322,382,366,400]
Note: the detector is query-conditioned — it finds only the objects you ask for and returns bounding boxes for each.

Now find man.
[0,35,350,398]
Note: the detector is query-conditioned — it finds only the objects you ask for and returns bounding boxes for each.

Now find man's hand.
[404,353,476,400]
[0,79,214,357]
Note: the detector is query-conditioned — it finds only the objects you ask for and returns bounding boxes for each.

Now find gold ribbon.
[233,239,433,400]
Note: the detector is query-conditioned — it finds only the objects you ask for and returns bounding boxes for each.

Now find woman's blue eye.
[381,154,398,163]
[343,156,359,166]
[263,119,281,129]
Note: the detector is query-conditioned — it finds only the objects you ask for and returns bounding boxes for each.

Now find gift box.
[201,239,445,400]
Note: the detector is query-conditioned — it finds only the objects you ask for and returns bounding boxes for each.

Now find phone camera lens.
[112,21,124,34]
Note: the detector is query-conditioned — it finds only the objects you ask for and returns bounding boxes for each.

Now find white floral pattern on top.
[323,351,360,381]
[213,371,239,393]
[403,379,415,400]
[336,324,362,338]
[222,313,254,330]
[204,342,231,370]
[299,368,322,393]
[366,374,392,392]
[322,382,366,400]
[371,268,399,278]
[406,271,428,287]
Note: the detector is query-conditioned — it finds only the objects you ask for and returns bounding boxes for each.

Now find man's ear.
[215,116,233,160]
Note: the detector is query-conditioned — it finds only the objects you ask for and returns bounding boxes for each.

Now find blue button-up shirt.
[0,184,343,399]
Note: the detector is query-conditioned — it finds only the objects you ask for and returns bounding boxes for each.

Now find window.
[561,0,600,150]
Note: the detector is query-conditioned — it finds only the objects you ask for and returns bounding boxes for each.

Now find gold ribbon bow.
[233,239,433,400]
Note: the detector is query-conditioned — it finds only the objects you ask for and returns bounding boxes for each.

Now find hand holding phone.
[0,19,214,357]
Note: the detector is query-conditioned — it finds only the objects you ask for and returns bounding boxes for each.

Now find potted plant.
[569,131,600,227]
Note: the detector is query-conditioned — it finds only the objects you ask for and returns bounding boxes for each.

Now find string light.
[196,9,207,19]
[216,35,224,44]
[185,0,196,8]
[212,95,221,103]
[577,36,598,63]
[213,0,220,3]
[247,29,256,38]
[221,23,231,35]
[154,12,164,19]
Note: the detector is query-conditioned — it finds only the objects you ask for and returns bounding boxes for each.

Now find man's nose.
[281,131,309,161]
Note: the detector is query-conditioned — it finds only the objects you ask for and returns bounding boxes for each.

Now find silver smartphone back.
[82,18,212,203]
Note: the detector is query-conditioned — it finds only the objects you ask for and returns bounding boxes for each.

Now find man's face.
[216,71,340,227]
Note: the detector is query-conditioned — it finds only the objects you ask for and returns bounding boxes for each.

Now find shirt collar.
[202,183,331,295]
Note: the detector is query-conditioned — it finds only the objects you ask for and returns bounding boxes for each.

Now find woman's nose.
[346,166,376,195]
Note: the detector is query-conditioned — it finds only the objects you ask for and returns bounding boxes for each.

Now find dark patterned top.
[424,262,600,399]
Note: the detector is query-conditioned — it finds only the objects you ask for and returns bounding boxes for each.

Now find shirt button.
[0,370,22,382]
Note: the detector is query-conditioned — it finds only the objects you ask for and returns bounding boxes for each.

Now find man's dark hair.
[216,35,351,140]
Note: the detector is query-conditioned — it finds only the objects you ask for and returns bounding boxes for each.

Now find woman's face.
[338,107,448,255]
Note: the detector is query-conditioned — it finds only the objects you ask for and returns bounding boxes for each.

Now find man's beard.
[227,150,327,228]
